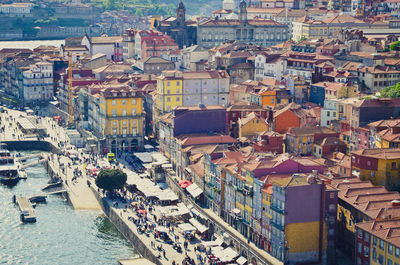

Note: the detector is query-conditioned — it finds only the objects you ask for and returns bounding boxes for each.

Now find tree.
[380,83,400,98]
[390,41,400,51]
[95,169,127,191]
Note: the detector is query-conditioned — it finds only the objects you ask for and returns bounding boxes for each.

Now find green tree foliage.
[381,83,400,98]
[95,169,127,191]
[390,41,400,51]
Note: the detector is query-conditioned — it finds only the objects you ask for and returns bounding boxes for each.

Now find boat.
[29,195,47,203]
[41,181,63,192]
[0,149,19,185]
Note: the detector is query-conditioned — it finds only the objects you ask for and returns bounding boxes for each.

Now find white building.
[182,70,230,107]
[321,99,338,128]
[223,0,236,10]
[22,61,53,103]
[0,3,33,15]
[81,35,123,60]
[181,45,209,71]
[254,53,286,81]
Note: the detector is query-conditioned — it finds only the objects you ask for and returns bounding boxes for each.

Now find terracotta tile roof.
[287,126,336,137]
[352,148,400,160]
[357,219,400,248]
[180,135,237,147]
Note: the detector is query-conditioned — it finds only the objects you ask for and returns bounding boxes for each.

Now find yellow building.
[99,86,144,154]
[238,112,269,139]
[369,119,400,149]
[356,219,400,265]
[352,148,400,190]
[156,70,183,113]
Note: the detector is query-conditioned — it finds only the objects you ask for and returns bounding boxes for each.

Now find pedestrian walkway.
[48,155,101,211]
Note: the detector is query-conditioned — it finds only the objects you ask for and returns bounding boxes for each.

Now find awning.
[201,237,223,248]
[189,218,208,234]
[179,180,192,189]
[178,223,196,233]
[156,226,169,233]
[186,183,203,198]
[236,256,247,265]
[232,208,241,215]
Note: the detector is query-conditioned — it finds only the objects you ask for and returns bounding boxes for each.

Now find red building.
[253,131,284,154]
[137,30,180,60]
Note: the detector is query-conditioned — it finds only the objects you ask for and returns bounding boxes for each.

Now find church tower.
[176,1,186,25]
[239,0,247,23]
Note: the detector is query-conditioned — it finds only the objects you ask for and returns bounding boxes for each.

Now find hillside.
[83,0,221,16]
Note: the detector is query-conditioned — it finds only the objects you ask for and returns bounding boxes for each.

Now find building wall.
[309,85,326,106]
[173,108,227,136]
[274,110,300,133]
[286,221,321,259]
[92,44,115,60]
[156,78,183,113]
[286,184,322,223]
[239,118,269,138]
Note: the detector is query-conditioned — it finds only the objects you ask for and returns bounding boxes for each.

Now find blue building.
[309,82,326,106]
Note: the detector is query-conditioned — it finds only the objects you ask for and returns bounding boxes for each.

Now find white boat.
[0,149,19,185]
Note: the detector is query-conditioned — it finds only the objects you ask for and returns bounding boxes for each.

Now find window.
[132,109,136,116]
[122,121,127,126]
[389,244,393,254]
[379,239,384,250]
[122,99,126,105]
[358,243,362,254]
[167,81,171,87]
[122,109,126,116]
[167,89,171,94]
[177,97,180,102]
[112,121,117,126]
[373,248,377,260]
[112,100,116,106]
[373,236,377,246]
[177,89,180,94]
[176,81,180,86]
[112,109,116,117]
[327,111,330,117]
[132,99,136,105]
[112,128,117,135]
[132,120,137,125]
[122,128,127,136]
[392,162,397,169]
[364,246,369,258]
[167,97,171,102]
[395,247,400,257]
[358,229,363,239]
[365,232,370,243]
[379,254,384,264]
[388,259,393,265]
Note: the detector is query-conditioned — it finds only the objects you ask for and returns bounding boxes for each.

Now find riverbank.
[0,151,137,265]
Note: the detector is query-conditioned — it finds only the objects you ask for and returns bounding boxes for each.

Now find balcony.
[270,204,285,214]
[270,219,284,231]
[241,218,251,225]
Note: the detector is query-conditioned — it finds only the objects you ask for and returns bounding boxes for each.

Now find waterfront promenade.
[0,108,280,265]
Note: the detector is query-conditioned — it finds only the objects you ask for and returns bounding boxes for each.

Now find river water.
[0,151,138,264]
[0,40,65,50]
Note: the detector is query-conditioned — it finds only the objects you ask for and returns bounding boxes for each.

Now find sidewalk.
[49,155,101,211]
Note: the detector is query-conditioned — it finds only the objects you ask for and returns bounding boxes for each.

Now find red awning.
[179,180,192,189]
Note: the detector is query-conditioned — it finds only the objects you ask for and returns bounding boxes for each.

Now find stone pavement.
[48,154,101,211]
